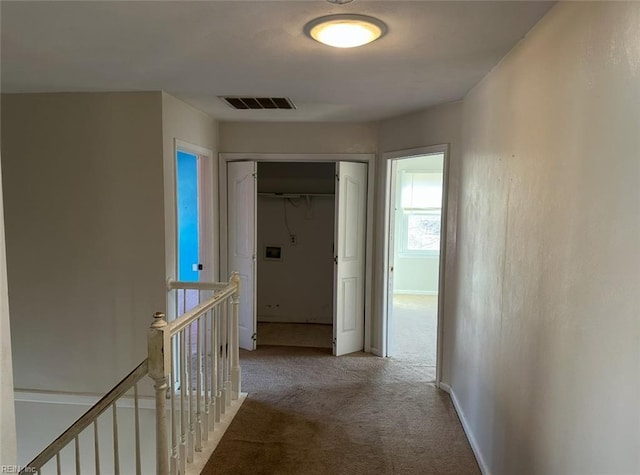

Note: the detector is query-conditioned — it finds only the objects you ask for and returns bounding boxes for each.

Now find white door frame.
[381,144,449,385]
[174,139,216,282]
[219,153,375,353]
[166,139,215,320]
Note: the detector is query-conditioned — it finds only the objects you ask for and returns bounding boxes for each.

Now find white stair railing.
[148,272,241,475]
[20,273,241,475]
[19,360,149,474]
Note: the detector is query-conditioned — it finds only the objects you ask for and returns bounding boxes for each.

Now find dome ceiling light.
[304,14,387,49]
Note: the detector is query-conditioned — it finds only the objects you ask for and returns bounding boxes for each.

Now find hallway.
[202,346,479,474]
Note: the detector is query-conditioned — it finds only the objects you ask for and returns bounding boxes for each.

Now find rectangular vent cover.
[220,96,296,110]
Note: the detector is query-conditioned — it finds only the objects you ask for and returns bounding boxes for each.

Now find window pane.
[407,213,441,251]
[400,172,443,209]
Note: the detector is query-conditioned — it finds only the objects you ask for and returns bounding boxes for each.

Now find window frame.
[398,208,442,258]
[396,168,443,258]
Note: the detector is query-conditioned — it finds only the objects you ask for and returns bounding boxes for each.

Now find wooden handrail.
[22,360,149,473]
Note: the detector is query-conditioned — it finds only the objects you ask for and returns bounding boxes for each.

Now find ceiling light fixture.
[304,14,387,49]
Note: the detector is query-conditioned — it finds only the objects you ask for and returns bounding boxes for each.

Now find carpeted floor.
[202,346,480,475]
[389,294,438,381]
[257,322,333,349]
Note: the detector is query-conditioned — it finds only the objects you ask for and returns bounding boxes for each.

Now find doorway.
[174,141,214,316]
[221,154,373,356]
[384,147,447,382]
[256,162,335,350]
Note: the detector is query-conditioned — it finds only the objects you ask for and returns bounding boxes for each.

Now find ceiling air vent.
[220,96,296,110]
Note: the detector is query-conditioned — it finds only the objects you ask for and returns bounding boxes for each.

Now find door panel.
[227,161,257,350]
[334,162,367,356]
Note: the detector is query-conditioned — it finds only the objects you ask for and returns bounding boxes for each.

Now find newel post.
[148,311,170,475]
[230,272,241,399]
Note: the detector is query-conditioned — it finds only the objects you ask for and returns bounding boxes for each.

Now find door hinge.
[332,338,336,346]
[333,256,338,264]
[252,172,257,179]
[335,174,339,182]
[252,332,257,341]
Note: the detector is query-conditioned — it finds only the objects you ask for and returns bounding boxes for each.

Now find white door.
[227,161,257,350]
[334,162,367,356]
[386,160,398,356]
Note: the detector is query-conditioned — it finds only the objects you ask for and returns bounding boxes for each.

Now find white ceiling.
[1,1,554,122]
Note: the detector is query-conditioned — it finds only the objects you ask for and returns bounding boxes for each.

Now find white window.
[398,171,443,257]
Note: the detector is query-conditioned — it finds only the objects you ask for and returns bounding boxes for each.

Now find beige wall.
[161,93,219,283]
[257,196,335,324]
[452,2,640,473]
[219,121,377,154]
[377,102,463,380]
[1,92,165,394]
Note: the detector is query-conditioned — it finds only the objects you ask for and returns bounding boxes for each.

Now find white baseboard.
[257,316,332,325]
[393,290,439,296]
[438,384,491,475]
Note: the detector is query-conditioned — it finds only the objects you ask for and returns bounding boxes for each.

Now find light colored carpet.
[389,294,438,381]
[257,322,332,349]
[202,346,480,475]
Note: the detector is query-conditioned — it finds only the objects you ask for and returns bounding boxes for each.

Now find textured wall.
[452,3,640,473]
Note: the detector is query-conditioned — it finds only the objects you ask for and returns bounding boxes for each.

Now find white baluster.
[169,347,178,475]
[112,403,120,475]
[94,420,100,475]
[231,273,241,399]
[187,323,194,463]
[202,309,210,441]
[195,318,202,452]
[224,300,233,407]
[179,330,186,475]
[134,383,141,475]
[74,436,80,475]
[220,300,227,415]
[213,306,220,424]
[215,305,223,421]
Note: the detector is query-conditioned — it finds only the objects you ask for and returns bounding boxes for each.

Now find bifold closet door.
[227,161,257,350]
[334,162,367,356]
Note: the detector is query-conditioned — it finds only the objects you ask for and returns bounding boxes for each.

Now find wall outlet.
[290,234,297,245]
